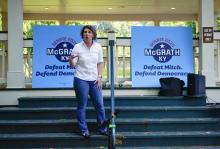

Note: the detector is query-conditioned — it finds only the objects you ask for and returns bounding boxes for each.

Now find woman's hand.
[95,76,102,89]
[69,53,79,60]
[69,53,79,67]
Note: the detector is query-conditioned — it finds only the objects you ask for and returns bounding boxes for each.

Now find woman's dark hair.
[80,25,97,40]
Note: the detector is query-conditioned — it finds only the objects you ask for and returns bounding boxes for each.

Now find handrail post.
[108,31,116,149]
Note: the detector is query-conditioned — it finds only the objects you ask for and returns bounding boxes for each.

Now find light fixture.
[108,7,113,10]
[171,7,176,10]
[44,7,49,10]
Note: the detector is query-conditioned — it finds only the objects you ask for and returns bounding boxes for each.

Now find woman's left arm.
[95,44,104,88]
[96,62,103,89]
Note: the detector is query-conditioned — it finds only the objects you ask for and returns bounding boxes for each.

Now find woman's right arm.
[69,54,78,67]
[69,46,79,68]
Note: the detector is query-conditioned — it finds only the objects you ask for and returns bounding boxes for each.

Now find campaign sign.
[32,26,82,88]
[131,26,194,87]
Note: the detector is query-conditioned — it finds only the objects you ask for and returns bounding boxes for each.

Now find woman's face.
[83,28,94,41]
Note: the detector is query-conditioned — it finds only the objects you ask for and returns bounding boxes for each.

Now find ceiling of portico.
[1,0,220,20]
[23,0,200,14]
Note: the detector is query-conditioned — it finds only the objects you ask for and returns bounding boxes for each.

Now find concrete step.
[18,96,206,108]
[0,105,219,120]
[0,131,220,148]
[0,118,219,133]
[69,146,220,149]
[92,147,220,149]
[116,131,220,146]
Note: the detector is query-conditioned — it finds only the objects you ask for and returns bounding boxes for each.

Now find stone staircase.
[0,96,219,148]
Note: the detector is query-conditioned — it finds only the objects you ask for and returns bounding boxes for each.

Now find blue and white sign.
[131,26,194,87]
[32,26,82,88]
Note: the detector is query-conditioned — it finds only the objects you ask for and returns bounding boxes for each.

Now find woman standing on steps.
[69,25,108,138]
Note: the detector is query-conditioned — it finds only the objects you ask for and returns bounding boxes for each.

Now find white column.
[7,0,25,88]
[199,0,215,86]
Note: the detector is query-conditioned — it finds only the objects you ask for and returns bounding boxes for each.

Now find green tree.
[217,16,220,30]
[96,21,114,37]
[23,20,59,38]
[0,13,2,31]
[65,21,84,26]
[185,21,197,38]
[160,21,198,38]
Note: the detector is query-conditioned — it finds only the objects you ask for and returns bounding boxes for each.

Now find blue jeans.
[74,77,107,133]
